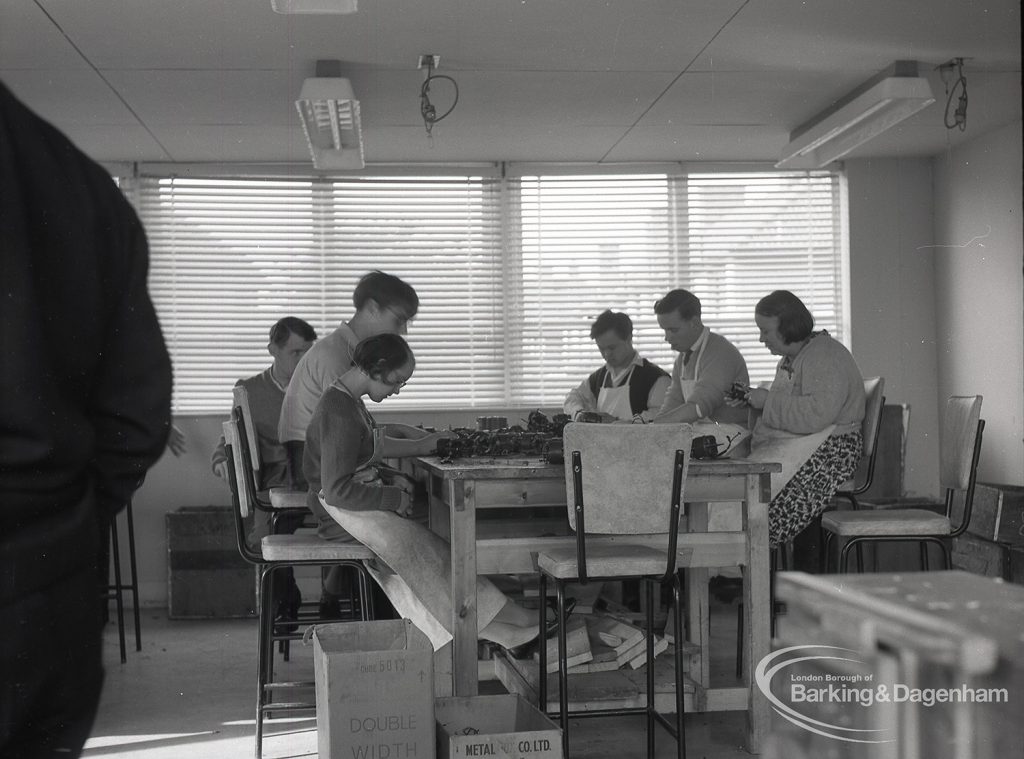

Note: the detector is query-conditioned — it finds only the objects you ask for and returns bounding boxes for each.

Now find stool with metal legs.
[106,501,142,664]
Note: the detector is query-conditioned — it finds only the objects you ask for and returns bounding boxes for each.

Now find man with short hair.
[564,309,670,423]
[210,319,318,626]
[211,316,317,489]
[278,270,423,487]
[653,288,749,425]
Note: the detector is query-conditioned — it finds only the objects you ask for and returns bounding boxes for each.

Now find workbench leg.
[684,501,711,708]
[743,474,771,753]
[449,479,479,696]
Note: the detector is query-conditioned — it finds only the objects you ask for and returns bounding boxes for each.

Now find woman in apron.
[305,332,540,651]
[729,290,866,547]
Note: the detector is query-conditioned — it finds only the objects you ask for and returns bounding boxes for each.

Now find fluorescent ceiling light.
[296,70,364,170]
[272,0,357,13]
[776,62,935,169]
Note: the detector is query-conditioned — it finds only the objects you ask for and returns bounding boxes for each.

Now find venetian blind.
[136,174,504,413]
[506,169,845,400]
[132,167,844,414]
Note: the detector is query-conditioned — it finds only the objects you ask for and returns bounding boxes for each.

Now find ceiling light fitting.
[419,54,458,138]
[272,0,357,13]
[296,60,365,170]
[776,61,935,169]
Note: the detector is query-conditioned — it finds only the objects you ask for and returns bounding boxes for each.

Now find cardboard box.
[435,694,562,759]
[313,620,435,759]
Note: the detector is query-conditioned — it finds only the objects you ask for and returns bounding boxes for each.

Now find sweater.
[278,322,359,443]
[210,367,288,489]
[303,385,404,527]
[760,332,866,436]
[658,330,749,425]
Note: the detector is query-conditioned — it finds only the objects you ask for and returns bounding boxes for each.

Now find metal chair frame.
[536,423,691,759]
[224,417,375,759]
[823,396,985,573]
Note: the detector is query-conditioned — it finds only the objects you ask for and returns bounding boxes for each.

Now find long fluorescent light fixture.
[776,61,935,169]
[296,62,364,170]
[272,0,357,13]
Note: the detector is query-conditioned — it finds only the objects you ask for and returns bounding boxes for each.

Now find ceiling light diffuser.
[776,61,935,169]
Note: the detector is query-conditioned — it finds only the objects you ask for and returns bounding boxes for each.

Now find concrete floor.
[84,597,756,759]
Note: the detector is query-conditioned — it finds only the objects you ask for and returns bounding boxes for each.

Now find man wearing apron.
[653,288,749,426]
[564,310,670,423]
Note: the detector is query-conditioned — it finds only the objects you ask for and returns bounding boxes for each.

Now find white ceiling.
[1,0,1020,166]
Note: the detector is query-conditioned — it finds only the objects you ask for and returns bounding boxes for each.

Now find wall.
[128,159,956,607]
[845,157,941,498]
[932,120,1024,485]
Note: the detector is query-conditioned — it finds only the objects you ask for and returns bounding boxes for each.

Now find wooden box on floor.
[435,694,562,759]
[165,505,256,619]
[770,571,1024,759]
[312,620,435,759]
[952,531,1008,578]
[956,483,1024,548]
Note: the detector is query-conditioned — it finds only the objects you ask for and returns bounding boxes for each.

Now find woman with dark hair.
[305,333,540,650]
[728,290,866,546]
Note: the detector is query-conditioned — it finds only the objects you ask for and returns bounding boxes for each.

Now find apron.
[317,387,509,650]
[743,368,835,499]
[678,335,708,406]
[596,364,637,420]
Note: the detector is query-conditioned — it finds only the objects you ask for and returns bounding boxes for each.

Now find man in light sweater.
[653,288,749,426]
[278,270,421,487]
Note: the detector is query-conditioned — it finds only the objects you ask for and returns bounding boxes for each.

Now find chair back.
[233,385,262,479]
[941,395,985,535]
[223,418,261,563]
[563,422,693,536]
[225,417,255,520]
[860,377,885,460]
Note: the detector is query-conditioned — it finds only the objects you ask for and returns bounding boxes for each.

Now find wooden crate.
[952,531,1008,579]
[166,506,256,619]
[772,572,1024,759]
[955,483,1024,548]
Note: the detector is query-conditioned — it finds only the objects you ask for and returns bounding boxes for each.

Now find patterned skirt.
[769,430,863,547]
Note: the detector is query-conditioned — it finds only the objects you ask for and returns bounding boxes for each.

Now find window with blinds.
[131,167,844,413]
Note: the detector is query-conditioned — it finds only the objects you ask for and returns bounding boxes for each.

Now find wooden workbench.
[411,454,781,753]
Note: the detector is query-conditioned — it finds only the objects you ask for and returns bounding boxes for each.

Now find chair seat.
[821,508,951,537]
[261,533,376,562]
[267,487,307,510]
[537,543,672,579]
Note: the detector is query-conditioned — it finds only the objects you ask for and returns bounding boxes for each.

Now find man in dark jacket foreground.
[0,81,173,759]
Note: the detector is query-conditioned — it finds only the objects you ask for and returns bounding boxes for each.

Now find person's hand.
[745,387,769,410]
[421,429,456,453]
[395,489,414,518]
[212,460,229,481]
[167,424,187,457]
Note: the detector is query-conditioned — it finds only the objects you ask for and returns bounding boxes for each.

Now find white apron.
[318,390,509,650]
[678,336,708,407]
[743,369,834,499]
[596,364,637,421]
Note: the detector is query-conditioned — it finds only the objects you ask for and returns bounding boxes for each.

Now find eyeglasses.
[382,375,408,390]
